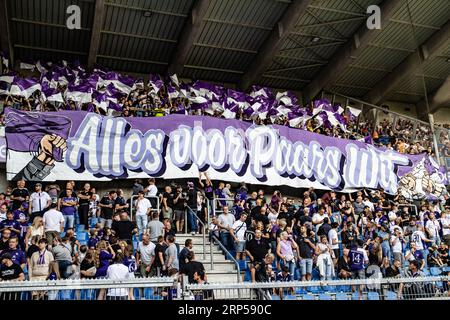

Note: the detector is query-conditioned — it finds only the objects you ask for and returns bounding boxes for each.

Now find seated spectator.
[0,211,21,239]
[0,253,25,299]
[405,243,425,270]
[337,248,353,279]
[0,229,11,252]
[1,237,26,269]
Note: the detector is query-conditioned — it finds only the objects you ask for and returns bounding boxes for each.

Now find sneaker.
[191,231,196,235]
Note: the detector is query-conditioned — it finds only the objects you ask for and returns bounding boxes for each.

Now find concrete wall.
[433,108,450,125]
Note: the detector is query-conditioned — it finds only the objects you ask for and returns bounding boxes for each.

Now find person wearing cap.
[29,183,52,221]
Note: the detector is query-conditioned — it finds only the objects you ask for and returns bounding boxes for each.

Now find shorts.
[352,269,366,279]
[174,210,185,221]
[299,258,313,275]
[444,234,450,246]
[45,231,60,245]
[234,241,246,253]
[99,218,112,228]
[162,207,173,220]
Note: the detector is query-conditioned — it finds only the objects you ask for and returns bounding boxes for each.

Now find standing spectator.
[328,222,340,263]
[161,186,174,220]
[178,239,193,272]
[315,235,334,280]
[147,212,165,243]
[154,236,167,276]
[341,221,358,248]
[144,178,158,208]
[217,206,235,252]
[77,183,92,230]
[0,253,25,299]
[276,231,298,276]
[390,228,405,264]
[29,183,51,220]
[163,219,176,242]
[198,172,214,210]
[440,210,450,246]
[51,237,73,279]
[425,212,441,245]
[246,229,271,281]
[405,243,426,270]
[10,179,29,210]
[29,238,53,281]
[132,179,144,196]
[296,225,315,281]
[99,191,117,229]
[111,211,137,243]
[59,189,78,231]
[134,191,151,237]
[173,185,186,233]
[410,224,433,255]
[136,234,155,277]
[94,240,115,278]
[165,235,179,271]
[106,253,132,300]
[186,182,198,235]
[114,189,129,214]
[231,213,248,260]
[45,184,60,203]
[181,251,205,284]
[43,203,64,248]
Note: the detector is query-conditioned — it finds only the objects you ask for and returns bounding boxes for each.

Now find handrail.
[130,195,160,221]
[212,197,235,217]
[184,205,208,262]
[211,234,241,284]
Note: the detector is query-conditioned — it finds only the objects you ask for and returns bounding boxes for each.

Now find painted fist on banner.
[37,134,68,165]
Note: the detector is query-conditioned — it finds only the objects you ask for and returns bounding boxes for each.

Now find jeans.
[99,218,113,229]
[187,206,198,233]
[219,231,234,252]
[381,242,391,261]
[299,258,313,276]
[281,258,296,276]
[136,215,148,236]
[64,215,75,230]
[58,260,73,279]
[74,211,80,226]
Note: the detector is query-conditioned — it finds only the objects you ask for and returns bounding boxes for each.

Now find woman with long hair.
[94,240,115,278]
[24,216,44,250]
[276,231,298,276]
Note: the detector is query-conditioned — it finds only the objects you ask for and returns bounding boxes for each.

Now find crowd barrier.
[184,276,450,300]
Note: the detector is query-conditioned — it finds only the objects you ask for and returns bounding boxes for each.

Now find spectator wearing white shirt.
[136,234,156,277]
[440,210,450,246]
[43,203,65,249]
[217,206,236,252]
[390,228,404,264]
[134,191,152,237]
[144,178,158,207]
[231,213,247,260]
[312,206,327,239]
[410,224,433,252]
[328,222,340,264]
[106,253,131,300]
[425,212,441,245]
[29,183,51,220]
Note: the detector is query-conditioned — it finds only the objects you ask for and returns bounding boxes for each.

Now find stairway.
[175,234,243,283]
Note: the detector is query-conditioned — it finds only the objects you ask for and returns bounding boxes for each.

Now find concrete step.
[198,260,237,271]
[205,270,242,283]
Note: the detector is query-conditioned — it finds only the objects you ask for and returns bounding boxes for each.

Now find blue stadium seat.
[302,294,315,300]
[89,217,98,228]
[76,224,85,233]
[385,291,397,300]
[351,292,360,300]
[238,260,247,271]
[368,292,380,300]
[295,287,307,295]
[422,268,430,276]
[144,288,154,299]
[318,293,332,300]
[284,295,296,300]
[308,286,322,294]
[58,290,75,300]
[335,293,349,300]
[271,295,280,300]
[443,266,450,272]
[133,288,141,300]
[80,289,97,300]
[244,269,252,282]
[430,267,442,276]
[77,232,88,242]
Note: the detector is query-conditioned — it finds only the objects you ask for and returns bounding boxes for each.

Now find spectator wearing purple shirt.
[0,211,22,238]
[59,189,78,230]
[1,237,26,269]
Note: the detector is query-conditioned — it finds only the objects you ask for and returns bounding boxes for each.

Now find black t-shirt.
[254,260,269,282]
[173,193,186,211]
[163,192,174,208]
[0,239,9,252]
[100,196,114,219]
[26,244,40,259]
[164,229,176,242]
[111,220,136,241]
[299,215,312,227]
[245,198,257,211]
[182,260,205,284]
[296,235,314,259]
[154,243,168,268]
[11,188,30,210]
[80,259,95,279]
[0,263,23,280]
[278,211,293,226]
[186,188,197,208]
[245,238,270,262]
[78,191,92,206]
[337,256,351,275]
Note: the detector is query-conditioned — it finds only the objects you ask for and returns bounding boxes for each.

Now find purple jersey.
[3,248,26,266]
[349,249,365,271]
[0,220,22,237]
[87,237,98,249]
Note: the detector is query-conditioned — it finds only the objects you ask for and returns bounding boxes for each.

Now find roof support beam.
[416,75,450,121]
[168,0,210,76]
[363,20,450,105]
[240,0,314,91]
[0,0,14,69]
[302,0,405,103]
[87,0,106,69]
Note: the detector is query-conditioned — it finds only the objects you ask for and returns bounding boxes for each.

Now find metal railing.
[130,195,160,221]
[212,197,235,217]
[184,275,450,300]
[211,234,241,284]
[0,277,179,301]
[184,205,209,263]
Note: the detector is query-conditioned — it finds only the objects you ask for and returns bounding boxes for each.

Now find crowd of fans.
[0,174,449,299]
[0,60,439,157]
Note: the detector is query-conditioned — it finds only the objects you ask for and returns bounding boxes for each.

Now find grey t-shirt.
[147,220,165,242]
[353,202,365,215]
[52,244,72,262]
[166,243,179,270]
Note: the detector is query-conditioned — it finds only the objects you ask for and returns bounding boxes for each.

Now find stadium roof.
[1,0,449,113]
